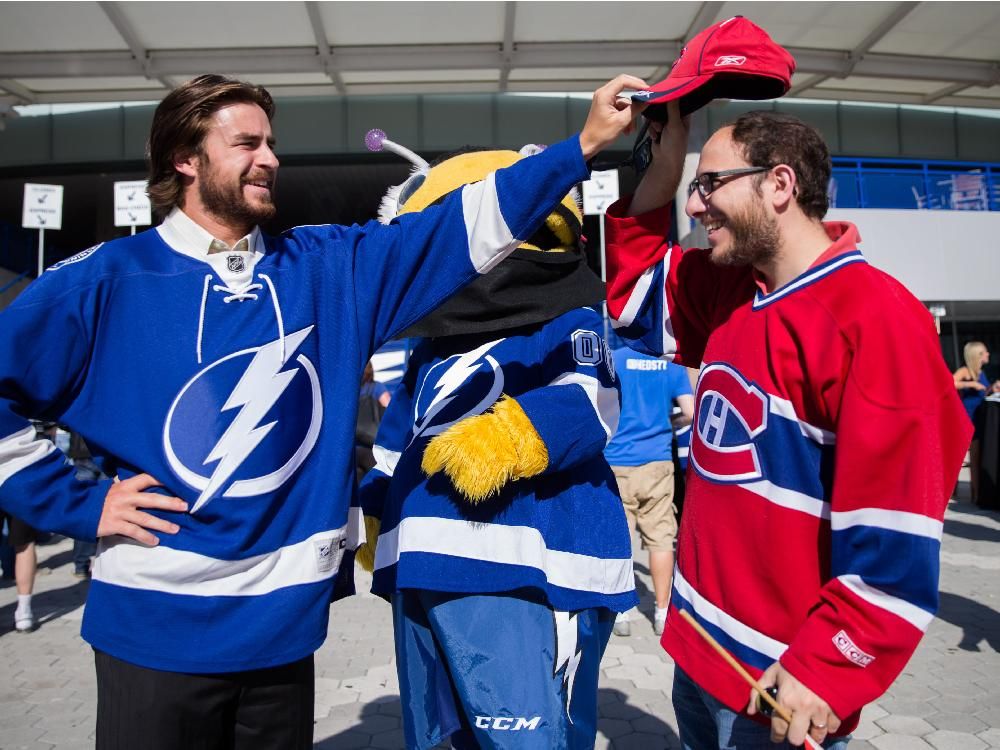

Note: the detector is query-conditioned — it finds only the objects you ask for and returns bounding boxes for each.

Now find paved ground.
[1,485,998,749]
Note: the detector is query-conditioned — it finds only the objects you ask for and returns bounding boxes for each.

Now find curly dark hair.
[146,74,275,217]
[728,111,831,220]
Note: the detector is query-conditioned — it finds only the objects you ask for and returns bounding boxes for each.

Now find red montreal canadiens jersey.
[605,200,970,734]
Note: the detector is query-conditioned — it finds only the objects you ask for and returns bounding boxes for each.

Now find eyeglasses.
[687,167,772,200]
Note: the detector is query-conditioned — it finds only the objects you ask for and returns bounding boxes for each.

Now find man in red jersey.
[604,100,970,749]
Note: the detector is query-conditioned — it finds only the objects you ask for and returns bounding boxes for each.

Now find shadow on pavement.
[314,691,682,749]
[314,698,403,749]
[600,687,680,750]
[0,579,89,636]
[630,560,658,621]
[936,590,1000,653]
[38,548,76,572]
[946,498,1000,519]
[943,517,1000,544]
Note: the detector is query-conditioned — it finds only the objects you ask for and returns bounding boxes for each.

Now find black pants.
[94,650,314,750]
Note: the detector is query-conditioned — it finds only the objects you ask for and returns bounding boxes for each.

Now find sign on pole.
[23,183,63,277]
[22,183,63,230]
[581,170,620,342]
[114,180,151,231]
[581,170,620,215]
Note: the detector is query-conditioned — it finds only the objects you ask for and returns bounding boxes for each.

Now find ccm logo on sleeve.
[833,630,875,667]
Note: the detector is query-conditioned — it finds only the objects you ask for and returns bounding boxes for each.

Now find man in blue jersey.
[0,73,647,749]
[605,347,694,637]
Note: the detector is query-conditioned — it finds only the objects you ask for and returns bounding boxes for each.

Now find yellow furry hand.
[421,395,549,503]
[354,515,381,573]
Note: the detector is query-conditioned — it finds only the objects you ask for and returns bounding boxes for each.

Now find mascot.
[355,130,637,750]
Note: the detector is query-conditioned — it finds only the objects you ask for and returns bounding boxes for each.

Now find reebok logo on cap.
[715,55,747,67]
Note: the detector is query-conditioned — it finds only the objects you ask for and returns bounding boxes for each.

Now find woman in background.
[954,341,1000,502]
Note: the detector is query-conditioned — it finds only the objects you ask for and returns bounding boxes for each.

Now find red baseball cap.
[633,16,796,121]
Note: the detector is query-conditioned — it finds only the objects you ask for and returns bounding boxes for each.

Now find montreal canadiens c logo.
[163,326,323,513]
[690,363,768,483]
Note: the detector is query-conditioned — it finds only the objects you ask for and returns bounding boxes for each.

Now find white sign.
[22,183,63,230]
[582,170,620,215]
[114,180,152,227]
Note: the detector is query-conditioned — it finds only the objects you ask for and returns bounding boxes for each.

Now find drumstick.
[678,609,823,750]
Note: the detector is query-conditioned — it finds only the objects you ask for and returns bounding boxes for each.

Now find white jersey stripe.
[838,574,934,631]
[346,505,365,550]
[373,444,401,477]
[738,478,830,520]
[768,395,836,445]
[660,246,677,356]
[461,173,519,274]
[0,425,56,488]
[374,516,634,596]
[611,262,655,329]
[674,567,788,660]
[94,525,350,597]
[547,372,621,441]
[832,508,943,540]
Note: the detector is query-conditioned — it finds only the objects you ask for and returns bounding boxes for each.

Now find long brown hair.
[146,74,275,217]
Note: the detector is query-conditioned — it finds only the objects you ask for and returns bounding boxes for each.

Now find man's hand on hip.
[97,473,188,546]
[747,662,841,747]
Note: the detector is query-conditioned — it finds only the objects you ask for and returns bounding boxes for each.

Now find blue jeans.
[673,666,850,750]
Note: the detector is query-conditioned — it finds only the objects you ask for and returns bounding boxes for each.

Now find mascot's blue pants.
[391,589,615,750]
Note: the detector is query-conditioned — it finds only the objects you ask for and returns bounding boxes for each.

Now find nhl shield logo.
[227,255,245,273]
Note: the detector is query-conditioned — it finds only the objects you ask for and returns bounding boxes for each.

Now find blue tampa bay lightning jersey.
[0,136,590,673]
[359,307,638,613]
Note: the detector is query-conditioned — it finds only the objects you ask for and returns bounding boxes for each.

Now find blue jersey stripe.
[832,525,941,616]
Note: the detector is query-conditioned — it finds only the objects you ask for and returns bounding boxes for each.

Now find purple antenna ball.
[365,128,386,152]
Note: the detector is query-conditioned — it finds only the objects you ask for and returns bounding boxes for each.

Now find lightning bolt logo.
[553,610,583,723]
[410,338,505,444]
[187,326,314,513]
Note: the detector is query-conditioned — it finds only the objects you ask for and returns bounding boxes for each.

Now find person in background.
[670,367,699,520]
[0,520,14,581]
[605,347,693,637]
[954,341,1000,502]
[361,361,392,409]
[66,431,106,578]
[0,422,53,632]
[356,361,391,482]
[0,509,37,632]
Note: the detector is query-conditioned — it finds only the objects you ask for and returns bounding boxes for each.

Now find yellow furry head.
[378,145,583,253]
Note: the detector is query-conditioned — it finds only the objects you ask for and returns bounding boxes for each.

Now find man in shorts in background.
[605,344,694,636]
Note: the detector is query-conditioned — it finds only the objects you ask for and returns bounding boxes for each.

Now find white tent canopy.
[1,1,1000,111]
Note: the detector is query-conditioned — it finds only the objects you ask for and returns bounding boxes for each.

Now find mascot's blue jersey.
[0,136,590,673]
[359,307,638,613]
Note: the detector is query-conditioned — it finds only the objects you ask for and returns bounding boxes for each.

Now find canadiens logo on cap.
[633,16,795,121]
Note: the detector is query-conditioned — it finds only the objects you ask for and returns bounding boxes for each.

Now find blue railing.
[831,157,1000,211]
